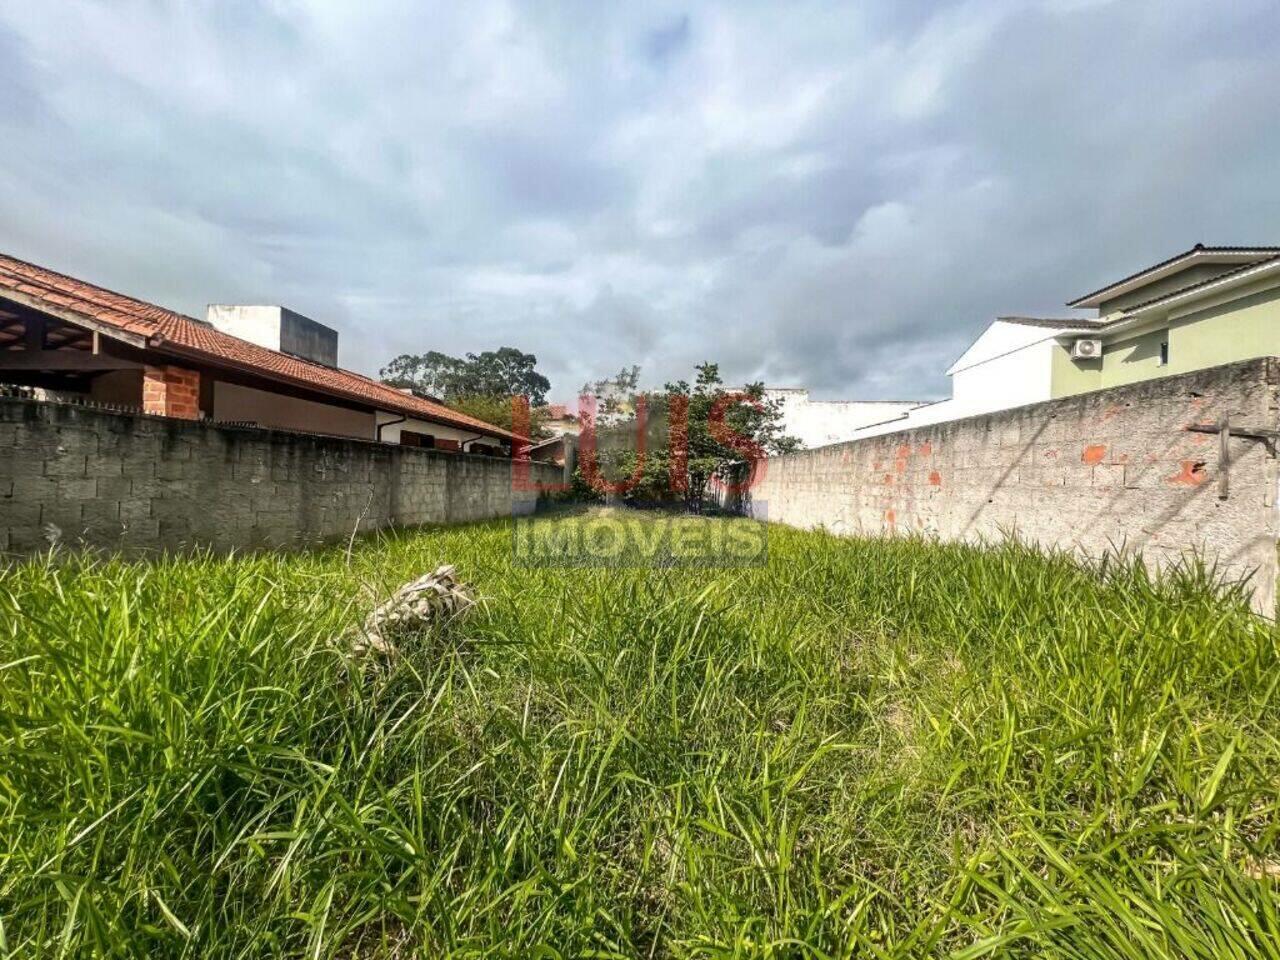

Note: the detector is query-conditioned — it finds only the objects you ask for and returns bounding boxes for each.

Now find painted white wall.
[207,306,282,352]
[946,320,1065,374]
[207,304,339,367]
[765,389,921,449]
[854,322,1066,439]
[374,411,496,449]
[952,338,1055,410]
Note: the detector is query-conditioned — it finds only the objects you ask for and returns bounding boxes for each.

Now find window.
[1159,340,1169,366]
[399,430,434,448]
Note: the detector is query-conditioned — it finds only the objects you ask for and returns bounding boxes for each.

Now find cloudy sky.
[2,1,1279,402]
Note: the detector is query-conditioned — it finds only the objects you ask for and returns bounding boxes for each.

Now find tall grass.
[1,512,1278,957]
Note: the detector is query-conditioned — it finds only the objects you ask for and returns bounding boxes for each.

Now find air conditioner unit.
[1070,338,1102,360]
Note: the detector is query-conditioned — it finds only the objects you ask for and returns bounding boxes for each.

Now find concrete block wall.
[0,397,561,555]
[748,358,1280,613]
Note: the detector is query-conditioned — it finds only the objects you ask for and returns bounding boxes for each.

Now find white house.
[854,243,1280,439]
[852,316,1100,438]
[765,388,922,448]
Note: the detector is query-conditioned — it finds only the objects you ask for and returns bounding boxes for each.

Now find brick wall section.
[142,364,201,420]
[0,398,561,555]
[748,358,1280,614]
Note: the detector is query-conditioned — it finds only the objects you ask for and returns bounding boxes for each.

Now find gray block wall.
[748,358,1280,614]
[0,397,561,555]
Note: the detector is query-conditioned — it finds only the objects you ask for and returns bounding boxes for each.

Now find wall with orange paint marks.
[747,358,1280,615]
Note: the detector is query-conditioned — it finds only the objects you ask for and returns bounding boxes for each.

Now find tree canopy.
[447,393,548,438]
[380,347,551,406]
[577,362,798,509]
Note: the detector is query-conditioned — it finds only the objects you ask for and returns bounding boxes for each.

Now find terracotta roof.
[1067,244,1280,308]
[0,252,519,441]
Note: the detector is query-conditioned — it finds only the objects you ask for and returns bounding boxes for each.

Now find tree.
[447,394,548,438]
[380,347,551,405]
[664,362,800,508]
[465,347,552,405]
[379,351,464,400]
[576,362,798,510]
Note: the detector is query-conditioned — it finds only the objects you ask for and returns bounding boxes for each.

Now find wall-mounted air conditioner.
[1070,338,1102,360]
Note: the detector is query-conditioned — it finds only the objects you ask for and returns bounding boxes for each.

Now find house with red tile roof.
[0,253,520,454]
[537,402,580,438]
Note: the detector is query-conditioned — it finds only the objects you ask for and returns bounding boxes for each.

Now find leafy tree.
[665,362,800,508]
[577,362,798,510]
[464,347,551,405]
[379,351,463,400]
[448,394,549,438]
[380,347,551,405]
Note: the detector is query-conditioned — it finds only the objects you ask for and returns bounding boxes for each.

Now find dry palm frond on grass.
[352,563,475,657]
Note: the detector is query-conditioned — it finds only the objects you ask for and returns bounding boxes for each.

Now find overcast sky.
[2,1,1279,402]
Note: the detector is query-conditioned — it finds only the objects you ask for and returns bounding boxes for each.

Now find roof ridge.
[1117,252,1280,315]
[997,314,1103,322]
[0,252,201,328]
[995,315,1105,330]
[163,316,521,438]
[0,251,520,441]
[1066,244,1280,307]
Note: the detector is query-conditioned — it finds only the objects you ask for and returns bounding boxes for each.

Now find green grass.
[2,510,1279,958]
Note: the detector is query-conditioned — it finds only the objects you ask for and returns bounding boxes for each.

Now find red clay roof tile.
[0,252,519,441]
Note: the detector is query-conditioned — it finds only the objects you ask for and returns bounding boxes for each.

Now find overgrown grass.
[2,510,1279,958]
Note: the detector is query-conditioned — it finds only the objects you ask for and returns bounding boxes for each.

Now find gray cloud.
[2,0,1279,402]
[643,15,692,67]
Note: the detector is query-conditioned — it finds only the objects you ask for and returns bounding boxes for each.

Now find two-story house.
[859,244,1280,437]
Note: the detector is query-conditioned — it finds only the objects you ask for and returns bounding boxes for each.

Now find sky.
[2,0,1279,403]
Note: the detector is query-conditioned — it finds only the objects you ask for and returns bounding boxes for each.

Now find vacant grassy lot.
[2,510,1279,958]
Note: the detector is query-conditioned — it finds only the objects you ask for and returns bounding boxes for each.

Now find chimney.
[206,305,339,367]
